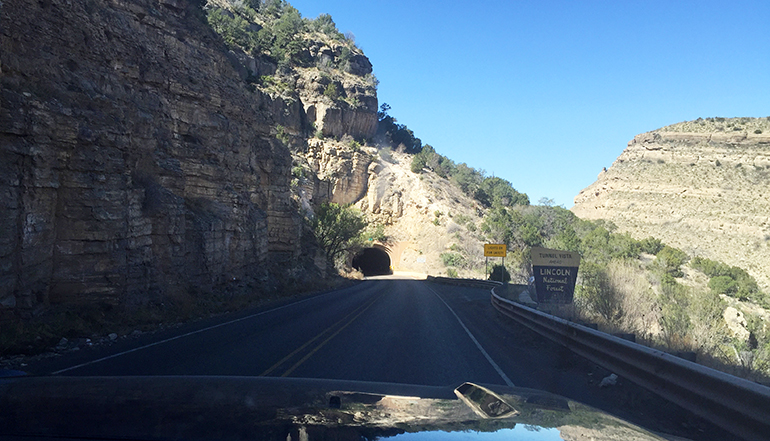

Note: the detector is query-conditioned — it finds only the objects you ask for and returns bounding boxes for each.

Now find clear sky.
[289,0,769,207]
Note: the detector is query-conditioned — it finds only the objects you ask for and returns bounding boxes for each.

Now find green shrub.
[362,223,387,242]
[488,264,510,283]
[207,8,259,52]
[446,268,459,278]
[709,275,738,295]
[275,125,290,145]
[411,154,427,173]
[310,202,366,266]
[639,237,664,254]
[691,256,760,301]
[575,262,623,324]
[440,252,465,267]
[310,13,344,39]
[657,278,691,349]
[608,233,641,259]
[291,165,305,179]
[453,214,471,225]
[323,83,340,100]
[654,246,689,278]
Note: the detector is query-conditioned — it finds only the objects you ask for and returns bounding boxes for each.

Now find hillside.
[355,149,489,277]
[572,117,770,291]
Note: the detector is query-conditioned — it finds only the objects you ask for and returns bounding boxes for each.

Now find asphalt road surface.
[25,277,732,440]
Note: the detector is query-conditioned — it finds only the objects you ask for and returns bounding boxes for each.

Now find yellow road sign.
[484,244,507,257]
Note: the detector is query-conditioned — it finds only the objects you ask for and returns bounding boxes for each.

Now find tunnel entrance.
[352,247,392,276]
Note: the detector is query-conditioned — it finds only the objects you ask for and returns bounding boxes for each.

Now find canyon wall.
[0,0,308,315]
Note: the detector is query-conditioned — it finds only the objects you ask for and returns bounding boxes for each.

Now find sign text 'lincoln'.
[531,246,580,304]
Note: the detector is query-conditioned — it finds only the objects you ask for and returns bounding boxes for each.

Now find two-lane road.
[36,278,510,388]
[24,277,731,440]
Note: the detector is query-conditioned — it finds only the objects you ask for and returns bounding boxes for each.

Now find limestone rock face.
[723,306,751,341]
[0,0,303,313]
[297,69,378,140]
[302,139,372,206]
[572,118,770,290]
[229,36,379,142]
[307,102,378,141]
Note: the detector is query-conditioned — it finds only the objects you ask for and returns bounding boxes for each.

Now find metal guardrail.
[490,288,770,441]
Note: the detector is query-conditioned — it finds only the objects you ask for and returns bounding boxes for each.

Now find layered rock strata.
[0,0,305,313]
[573,118,770,290]
[302,139,371,205]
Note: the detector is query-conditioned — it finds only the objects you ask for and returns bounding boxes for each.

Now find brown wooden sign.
[531,247,580,304]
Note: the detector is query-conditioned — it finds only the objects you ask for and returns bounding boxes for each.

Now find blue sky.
[289,0,769,207]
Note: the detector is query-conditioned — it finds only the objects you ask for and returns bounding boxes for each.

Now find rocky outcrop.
[305,101,378,141]
[572,118,770,290]
[723,306,751,341]
[302,139,372,206]
[0,0,305,315]
[297,68,378,141]
[220,18,379,142]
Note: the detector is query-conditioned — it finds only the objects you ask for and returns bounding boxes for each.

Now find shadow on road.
[365,272,427,281]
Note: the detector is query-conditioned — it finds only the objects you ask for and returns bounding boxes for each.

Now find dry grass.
[568,257,770,383]
[605,260,660,340]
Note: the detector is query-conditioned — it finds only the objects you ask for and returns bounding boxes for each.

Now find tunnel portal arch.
[352,246,392,276]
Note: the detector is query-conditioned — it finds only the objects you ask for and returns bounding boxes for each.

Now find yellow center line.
[258,295,377,377]
[279,293,382,377]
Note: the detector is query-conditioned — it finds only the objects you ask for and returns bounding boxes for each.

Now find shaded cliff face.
[572,118,770,290]
[0,0,307,314]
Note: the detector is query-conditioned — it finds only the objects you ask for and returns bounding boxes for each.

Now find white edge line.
[427,285,515,387]
[51,289,338,375]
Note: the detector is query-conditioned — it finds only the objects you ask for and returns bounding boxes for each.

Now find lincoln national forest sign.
[531,246,581,304]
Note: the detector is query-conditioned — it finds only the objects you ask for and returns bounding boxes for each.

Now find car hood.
[0,376,679,440]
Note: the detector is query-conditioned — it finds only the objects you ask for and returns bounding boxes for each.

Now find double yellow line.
[259,293,382,377]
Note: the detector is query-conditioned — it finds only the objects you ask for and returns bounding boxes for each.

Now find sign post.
[484,244,507,282]
[530,246,580,304]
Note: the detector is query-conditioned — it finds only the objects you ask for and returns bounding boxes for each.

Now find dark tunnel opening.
[352,247,392,276]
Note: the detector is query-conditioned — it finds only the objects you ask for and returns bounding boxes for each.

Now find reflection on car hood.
[0,376,678,440]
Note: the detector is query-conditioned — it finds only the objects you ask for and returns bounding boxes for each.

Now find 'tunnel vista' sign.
[531,246,581,304]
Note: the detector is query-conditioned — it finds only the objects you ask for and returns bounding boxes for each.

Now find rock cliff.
[208,0,379,142]
[296,61,378,141]
[572,117,770,290]
[0,0,378,316]
[300,139,371,206]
